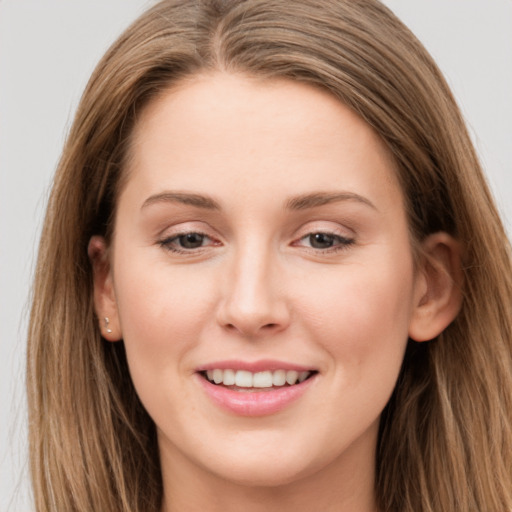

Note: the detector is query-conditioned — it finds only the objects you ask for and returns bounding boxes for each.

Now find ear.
[408,232,463,342]
[88,236,122,341]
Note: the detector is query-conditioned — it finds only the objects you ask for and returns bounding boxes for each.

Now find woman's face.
[100,73,425,489]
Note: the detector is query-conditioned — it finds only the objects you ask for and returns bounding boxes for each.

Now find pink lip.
[196,359,315,373]
[195,371,317,417]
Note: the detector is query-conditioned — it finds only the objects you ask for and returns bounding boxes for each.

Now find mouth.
[200,368,317,391]
[196,364,318,416]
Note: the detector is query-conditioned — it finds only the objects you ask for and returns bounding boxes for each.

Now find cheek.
[294,255,415,371]
[112,255,220,374]
[111,257,226,427]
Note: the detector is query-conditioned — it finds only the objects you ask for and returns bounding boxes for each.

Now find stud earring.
[104,317,112,334]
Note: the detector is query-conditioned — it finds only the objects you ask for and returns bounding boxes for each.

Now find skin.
[90,73,462,512]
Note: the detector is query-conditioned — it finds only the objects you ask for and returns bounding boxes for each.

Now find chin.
[213,462,313,488]
[200,445,326,489]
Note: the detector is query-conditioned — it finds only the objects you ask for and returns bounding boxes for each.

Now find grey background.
[1,1,511,509]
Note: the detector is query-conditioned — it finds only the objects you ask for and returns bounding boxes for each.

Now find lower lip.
[197,374,316,416]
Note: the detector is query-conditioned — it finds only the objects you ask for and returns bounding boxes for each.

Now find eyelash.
[295,232,355,253]
[157,230,355,255]
[158,231,217,254]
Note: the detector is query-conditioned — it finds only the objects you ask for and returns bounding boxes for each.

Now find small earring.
[104,317,112,334]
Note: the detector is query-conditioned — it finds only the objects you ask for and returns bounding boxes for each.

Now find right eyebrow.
[141,191,221,211]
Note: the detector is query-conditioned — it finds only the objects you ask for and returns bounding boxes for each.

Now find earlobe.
[88,236,122,341]
[408,232,463,342]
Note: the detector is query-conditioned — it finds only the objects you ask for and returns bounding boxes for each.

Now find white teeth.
[285,370,299,385]
[235,370,253,387]
[204,368,313,387]
[223,369,236,386]
[272,369,286,386]
[253,371,273,388]
[213,369,223,384]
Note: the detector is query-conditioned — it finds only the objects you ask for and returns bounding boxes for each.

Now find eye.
[295,231,354,252]
[176,233,207,249]
[159,232,218,253]
[308,233,338,249]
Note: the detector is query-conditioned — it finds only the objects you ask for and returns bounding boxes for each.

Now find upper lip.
[196,359,317,373]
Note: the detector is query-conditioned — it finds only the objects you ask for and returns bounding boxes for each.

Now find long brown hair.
[27,1,512,510]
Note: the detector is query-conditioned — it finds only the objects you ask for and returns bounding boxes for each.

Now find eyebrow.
[285,192,377,211]
[141,191,221,210]
[141,190,376,212]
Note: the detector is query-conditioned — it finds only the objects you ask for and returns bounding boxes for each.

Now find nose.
[216,245,291,338]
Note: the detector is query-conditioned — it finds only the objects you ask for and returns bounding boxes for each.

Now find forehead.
[123,72,402,212]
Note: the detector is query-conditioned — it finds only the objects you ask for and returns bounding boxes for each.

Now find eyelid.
[293,220,355,239]
[159,231,220,253]
[290,221,356,253]
[293,232,354,250]
[156,222,222,254]
[155,221,355,254]
[156,220,218,239]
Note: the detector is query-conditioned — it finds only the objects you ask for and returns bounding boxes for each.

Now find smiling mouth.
[200,369,317,390]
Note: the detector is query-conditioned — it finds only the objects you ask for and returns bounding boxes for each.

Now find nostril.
[223,321,280,336]
[225,321,275,328]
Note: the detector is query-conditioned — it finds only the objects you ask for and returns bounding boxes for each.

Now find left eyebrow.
[285,191,377,211]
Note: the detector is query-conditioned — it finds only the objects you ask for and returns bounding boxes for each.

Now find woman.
[27,0,512,511]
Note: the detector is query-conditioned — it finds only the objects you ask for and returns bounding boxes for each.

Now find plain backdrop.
[1,1,511,510]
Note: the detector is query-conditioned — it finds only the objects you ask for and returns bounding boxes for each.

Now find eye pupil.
[179,233,204,248]
[309,233,334,249]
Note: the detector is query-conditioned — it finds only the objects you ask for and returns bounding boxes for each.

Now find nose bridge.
[218,237,289,336]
